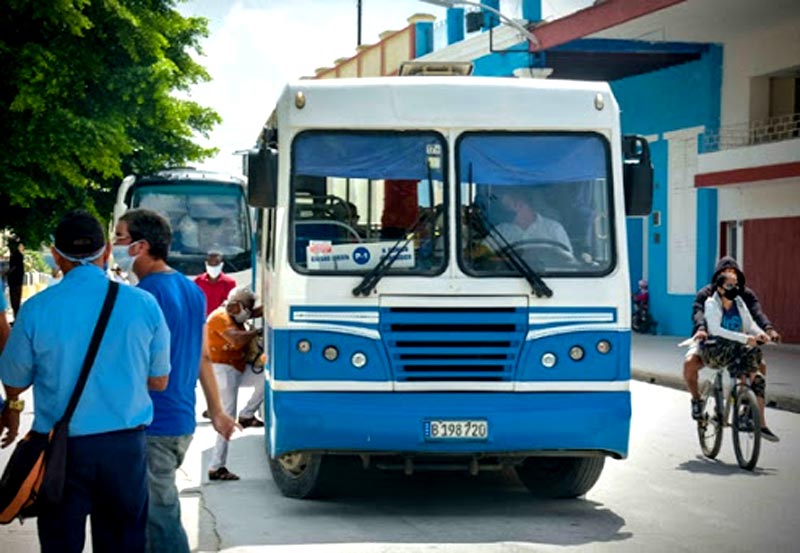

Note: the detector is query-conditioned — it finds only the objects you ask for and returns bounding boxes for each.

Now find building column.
[482,0,500,30]
[447,7,465,45]
[409,14,436,58]
[521,0,542,23]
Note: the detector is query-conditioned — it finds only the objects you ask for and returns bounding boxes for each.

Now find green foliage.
[24,250,51,274]
[0,0,221,246]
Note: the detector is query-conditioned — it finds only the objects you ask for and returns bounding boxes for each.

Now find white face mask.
[112,241,141,274]
[205,263,223,279]
[233,307,251,324]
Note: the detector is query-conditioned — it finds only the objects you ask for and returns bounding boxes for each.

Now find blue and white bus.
[248,75,652,498]
[113,167,253,286]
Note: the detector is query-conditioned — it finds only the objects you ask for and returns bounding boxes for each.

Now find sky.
[177,0,590,175]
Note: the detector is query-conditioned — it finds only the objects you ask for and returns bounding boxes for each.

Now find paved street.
[196,381,800,553]
[631,334,800,413]
[3,376,799,552]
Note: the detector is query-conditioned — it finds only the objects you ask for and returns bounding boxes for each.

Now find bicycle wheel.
[732,388,761,470]
[697,380,723,458]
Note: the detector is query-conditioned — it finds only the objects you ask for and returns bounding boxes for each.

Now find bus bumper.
[266,389,630,459]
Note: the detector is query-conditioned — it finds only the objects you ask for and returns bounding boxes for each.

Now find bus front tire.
[268,452,351,499]
[515,456,605,498]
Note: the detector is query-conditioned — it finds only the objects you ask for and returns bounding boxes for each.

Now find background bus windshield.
[131,183,251,275]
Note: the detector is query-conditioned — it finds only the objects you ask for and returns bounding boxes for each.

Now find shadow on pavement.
[201,435,632,549]
[676,456,778,477]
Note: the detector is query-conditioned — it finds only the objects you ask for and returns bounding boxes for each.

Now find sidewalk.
[631,333,800,413]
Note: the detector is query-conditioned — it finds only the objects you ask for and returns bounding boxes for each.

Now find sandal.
[208,467,240,481]
[238,415,265,428]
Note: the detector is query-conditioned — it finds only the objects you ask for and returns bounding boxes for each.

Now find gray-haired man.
[205,286,264,481]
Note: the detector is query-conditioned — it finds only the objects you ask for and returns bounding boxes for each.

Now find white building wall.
[664,126,704,295]
[718,179,800,222]
[719,17,800,127]
[698,138,800,174]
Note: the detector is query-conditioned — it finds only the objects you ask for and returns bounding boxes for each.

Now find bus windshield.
[290,131,447,275]
[457,133,615,277]
[130,182,251,276]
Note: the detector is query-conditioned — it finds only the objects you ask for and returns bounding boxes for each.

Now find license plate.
[424,419,488,441]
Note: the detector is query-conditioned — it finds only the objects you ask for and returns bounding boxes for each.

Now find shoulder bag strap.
[60,281,120,425]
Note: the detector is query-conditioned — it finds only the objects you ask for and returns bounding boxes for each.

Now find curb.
[632,368,800,415]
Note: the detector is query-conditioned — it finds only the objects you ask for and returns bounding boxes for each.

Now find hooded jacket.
[704,291,765,343]
[691,256,773,334]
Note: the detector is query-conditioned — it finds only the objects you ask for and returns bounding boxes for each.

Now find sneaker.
[761,427,780,443]
[238,415,265,428]
[691,398,705,421]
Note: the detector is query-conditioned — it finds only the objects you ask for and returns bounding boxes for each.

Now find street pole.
[357,0,362,47]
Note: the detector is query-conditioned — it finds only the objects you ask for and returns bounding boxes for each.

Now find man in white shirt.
[493,189,573,254]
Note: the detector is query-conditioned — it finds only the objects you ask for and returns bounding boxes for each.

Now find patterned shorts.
[700,337,763,375]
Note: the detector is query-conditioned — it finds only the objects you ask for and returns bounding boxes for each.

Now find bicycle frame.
[698,366,762,470]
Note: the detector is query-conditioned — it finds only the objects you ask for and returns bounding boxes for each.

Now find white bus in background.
[247,73,653,500]
[113,167,253,286]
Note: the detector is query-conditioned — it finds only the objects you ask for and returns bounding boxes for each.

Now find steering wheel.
[499,238,575,263]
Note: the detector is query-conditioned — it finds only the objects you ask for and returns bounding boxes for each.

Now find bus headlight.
[351,352,367,369]
[596,340,612,354]
[541,352,557,368]
[297,339,311,353]
[569,346,585,361]
[323,346,339,362]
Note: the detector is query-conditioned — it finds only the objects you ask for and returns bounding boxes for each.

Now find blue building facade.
[613,48,722,335]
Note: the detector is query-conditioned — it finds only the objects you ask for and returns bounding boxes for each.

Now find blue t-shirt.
[138,270,207,436]
[721,301,743,332]
[1,282,7,411]
[0,265,170,436]
[1,282,8,411]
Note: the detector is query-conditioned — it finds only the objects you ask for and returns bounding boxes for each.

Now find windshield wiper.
[471,207,552,298]
[352,211,433,297]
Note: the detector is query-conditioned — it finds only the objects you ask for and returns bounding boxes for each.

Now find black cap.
[54,210,106,257]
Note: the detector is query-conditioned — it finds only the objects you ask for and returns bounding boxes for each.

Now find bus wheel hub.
[277,452,310,475]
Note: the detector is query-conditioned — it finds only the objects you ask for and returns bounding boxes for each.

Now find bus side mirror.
[247,147,278,208]
[622,135,653,216]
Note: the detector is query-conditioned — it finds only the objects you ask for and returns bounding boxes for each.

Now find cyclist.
[695,270,779,442]
[684,257,780,419]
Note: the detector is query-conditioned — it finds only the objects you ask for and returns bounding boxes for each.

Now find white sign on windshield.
[307,241,415,271]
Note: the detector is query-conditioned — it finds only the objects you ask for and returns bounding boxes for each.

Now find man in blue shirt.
[114,208,236,553]
[0,210,171,553]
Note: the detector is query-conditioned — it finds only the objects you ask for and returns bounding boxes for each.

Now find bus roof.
[276,76,619,132]
[137,167,245,186]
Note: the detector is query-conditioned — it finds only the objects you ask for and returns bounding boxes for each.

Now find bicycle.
[696,340,763,470]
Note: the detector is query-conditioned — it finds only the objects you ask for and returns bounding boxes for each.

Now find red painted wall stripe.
[529,0,686,52]
[694,162,800,187]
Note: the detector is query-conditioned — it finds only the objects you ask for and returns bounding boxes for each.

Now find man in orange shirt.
[206,287,263,481]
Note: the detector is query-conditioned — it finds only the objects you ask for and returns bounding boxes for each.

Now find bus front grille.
[380,307,528,382]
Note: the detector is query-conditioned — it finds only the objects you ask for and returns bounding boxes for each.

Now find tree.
[0,0,221,246]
